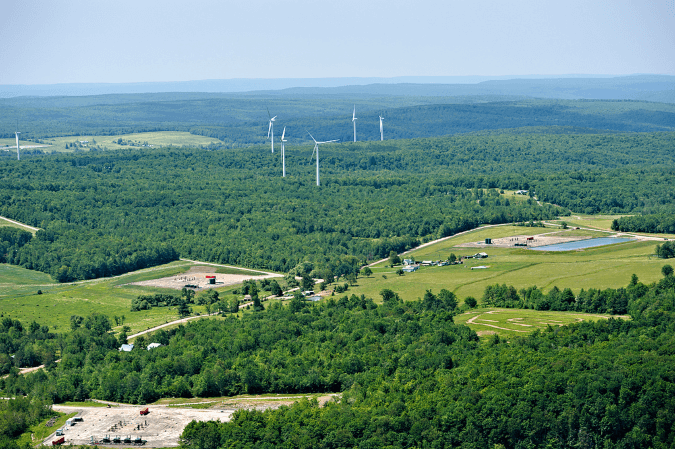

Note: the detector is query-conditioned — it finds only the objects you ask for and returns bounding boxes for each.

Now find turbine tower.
[280,126,287,177]
[352,105,357,142]
[379,115,384,141]
[267,108,277,153]
[15,125,20,161]
[307,131,338,186]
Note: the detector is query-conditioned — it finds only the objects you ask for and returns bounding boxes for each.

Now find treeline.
[0,397,54,449]
[481,282,634,314]
[2,293,470,404]
[612,214,675,234]
[0,318,57,375]
[0,228,32,263]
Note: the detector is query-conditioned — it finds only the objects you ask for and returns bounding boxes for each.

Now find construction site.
[45,405,233,448]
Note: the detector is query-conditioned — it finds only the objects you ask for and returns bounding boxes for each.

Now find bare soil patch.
[457,233,587,249]
[48,405,233,448]
[128,265,281,290]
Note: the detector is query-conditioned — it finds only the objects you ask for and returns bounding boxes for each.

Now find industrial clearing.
[46,394,338,447]
[46,405,231,447]
[127,262,282,290]
[456,231,651,249]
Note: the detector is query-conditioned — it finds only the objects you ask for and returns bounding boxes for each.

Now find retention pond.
[530,237,635,252]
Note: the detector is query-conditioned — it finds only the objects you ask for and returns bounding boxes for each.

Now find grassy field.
[352,225,667,303]
[15,411,77,447]
[0,260,247,334]
[1,131,221,153]
[0,216,39,234]
[454,307,626,339]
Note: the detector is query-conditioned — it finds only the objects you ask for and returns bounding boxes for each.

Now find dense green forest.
[2,131,675,281]
[3,268,675,447]
[2,94,674,146]
[611,215,675,234]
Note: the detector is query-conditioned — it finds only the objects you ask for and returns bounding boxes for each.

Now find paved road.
[367,223,512,267]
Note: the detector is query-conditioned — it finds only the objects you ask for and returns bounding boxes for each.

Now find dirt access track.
[128,261,282,291]
[47,405,233,448]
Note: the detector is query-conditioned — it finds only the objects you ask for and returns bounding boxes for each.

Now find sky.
[1,0,674,85]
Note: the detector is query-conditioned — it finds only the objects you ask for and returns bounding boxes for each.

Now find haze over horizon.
[2,0,674,86]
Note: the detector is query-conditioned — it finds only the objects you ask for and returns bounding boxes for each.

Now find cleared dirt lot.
[128,263,282,290]
[457,233,588,249]
[46,405,234,447]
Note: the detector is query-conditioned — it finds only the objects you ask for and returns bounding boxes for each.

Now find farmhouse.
[147,343,162,350]
[403,258,415,266]
[118,344,134,352]
[402,265,419,273]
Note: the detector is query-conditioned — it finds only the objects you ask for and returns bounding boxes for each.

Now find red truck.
[140,408,149,416]
[52,437,65,445]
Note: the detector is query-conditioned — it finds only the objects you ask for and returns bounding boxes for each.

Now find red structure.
[52,437,65,445]
[140,407,149,416]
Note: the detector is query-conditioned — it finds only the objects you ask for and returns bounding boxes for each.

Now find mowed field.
[0,131,221,153]
[0,260,262,335]
[351,224,668,303]
[454,308,626,339]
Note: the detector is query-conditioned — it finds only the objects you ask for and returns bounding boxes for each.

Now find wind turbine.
[352,105,357,142]
[15,121,20,161]
[267,108,277,153]
[307,131,338,186]
[280,126,287,177]
[379,115,384,141]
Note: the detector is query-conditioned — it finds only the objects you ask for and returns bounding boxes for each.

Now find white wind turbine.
[307,131,338,186]
[267,108,277,153]
[352,105,357,142]
[280,126,287,177]
[15,122,20,160]
[379,115,384,141]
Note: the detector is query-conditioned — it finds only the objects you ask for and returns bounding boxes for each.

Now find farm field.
[454,307,627,339]
[0,260,276,335]
[1,131,221,153]
[352,225,667,303]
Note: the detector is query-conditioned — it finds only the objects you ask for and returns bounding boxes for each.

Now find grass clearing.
[351,226,666,303]
[6,131,221,153]
[15,412,77,447]
[214,266,267,276]
[0,260,251,334]
[454,308,626,339]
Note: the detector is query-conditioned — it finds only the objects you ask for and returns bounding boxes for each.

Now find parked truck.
[140,407,149,416]
[52,437,65,445]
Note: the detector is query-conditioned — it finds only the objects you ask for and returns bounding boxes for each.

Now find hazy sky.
[2,0,674,85]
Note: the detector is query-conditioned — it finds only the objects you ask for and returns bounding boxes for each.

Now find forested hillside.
[2,93,674,146]
[2,131,674,281]
[3,269,675,448]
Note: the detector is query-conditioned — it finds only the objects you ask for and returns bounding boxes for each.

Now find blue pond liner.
[530,237,635,252]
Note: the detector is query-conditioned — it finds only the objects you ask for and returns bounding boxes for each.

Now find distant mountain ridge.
[1,75,673,102]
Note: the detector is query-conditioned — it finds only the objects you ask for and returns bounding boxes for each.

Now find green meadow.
[0,260,248,335]
[454,307,625,339]
[352,225,667,303]
[1,131,220,153]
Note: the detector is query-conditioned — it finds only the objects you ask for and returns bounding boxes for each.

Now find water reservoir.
[530,237,635,252]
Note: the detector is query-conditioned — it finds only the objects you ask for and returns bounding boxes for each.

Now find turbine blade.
[281,127,286,141]
[306,130,317,143]
[267,107,271,119]
[268,121,272,138]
